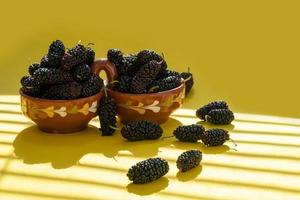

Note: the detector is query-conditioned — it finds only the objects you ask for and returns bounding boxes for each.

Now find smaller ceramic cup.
[20,59,115,133]
[92,59,185,124]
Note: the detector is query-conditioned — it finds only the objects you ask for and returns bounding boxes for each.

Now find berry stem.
[161,135,174,140]
[230,138,237,146]
[230,147,238,151]
[109,125,120,131]
[148,86,159,93]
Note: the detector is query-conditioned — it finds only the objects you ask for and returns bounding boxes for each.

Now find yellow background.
[0,0,300,199]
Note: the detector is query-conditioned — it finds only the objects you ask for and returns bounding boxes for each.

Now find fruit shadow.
[13,117,182,169]
[176,165,203,182]
[126,177,169,196]
[196,120,235,131]
[170,141,231,154]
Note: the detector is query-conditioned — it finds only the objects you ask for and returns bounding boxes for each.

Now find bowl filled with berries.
[20,40,110,133]
[93,49,194,124]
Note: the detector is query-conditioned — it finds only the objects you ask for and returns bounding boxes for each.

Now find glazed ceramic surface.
[20,91,103,133]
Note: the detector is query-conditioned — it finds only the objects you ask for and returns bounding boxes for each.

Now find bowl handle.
[90,58,118,84]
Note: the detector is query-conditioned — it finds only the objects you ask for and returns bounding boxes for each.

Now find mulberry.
[40,55,51,68]
[136,49,167,70]
[21,86,41,97]
[121,121,163,141]
[62,44,87,70]
[206,109,234,125]
[33,68,73,85]
[28,63,40,76]
[202,128,230,146]
[181,70,194,95]
[196,101,228,120]
[130,60,162,94]
[98,96,117,136]
[173,124,205,142]
[156,70,181,80]
[107,48,123,65]
[73,64,91,82]
[42,82,82,100]
[47,40,65,67]
[117,55,139,76]
[149,75,181,93]
[127,158,169,184]
[48,40,65,58]
[20,76,39,87]
[176,150,202,172]
[81,75,103,97]
[112,75,132,93]
[85,47,95,65]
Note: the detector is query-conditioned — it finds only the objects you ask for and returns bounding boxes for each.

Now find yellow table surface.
[0,0,300,199]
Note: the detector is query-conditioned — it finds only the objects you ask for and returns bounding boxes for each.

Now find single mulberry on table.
[121,120,163,141]
[206,109,234,125]
[173,124,205,142]
[196,100,229,120]
[127,158,169,184]
[202,128,230,146]
[177,150,202,172]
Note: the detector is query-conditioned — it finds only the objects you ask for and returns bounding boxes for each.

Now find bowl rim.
[108,80,184,98]
[19,89,103,103]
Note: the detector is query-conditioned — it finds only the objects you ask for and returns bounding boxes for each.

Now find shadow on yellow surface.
[126,177,169,196]
[176,165,203,182]
[13,117,182,169]
[196,121,235,131]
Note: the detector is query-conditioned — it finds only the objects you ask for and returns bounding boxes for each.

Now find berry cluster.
[107,49,194,95]
[196,100,235,125]
[20,40,102,99]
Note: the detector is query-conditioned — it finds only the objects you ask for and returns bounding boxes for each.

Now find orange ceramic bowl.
[19,59,116,133]
[20,90,103,133]
[108,84,185,124]
[92,59,185,124]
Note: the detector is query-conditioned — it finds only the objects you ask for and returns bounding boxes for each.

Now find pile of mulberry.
[121,120,163,141]
[173,124,205,142]
[42,82,82,100]
[108,49,192,94]
[98,96,117,136]
[202,128,230,146]
[176,150,202,172]
[127,158,169,184]
[20,40,99,99]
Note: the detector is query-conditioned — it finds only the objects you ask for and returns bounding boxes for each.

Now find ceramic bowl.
[20,59,115,133]
[93,59,185,124]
